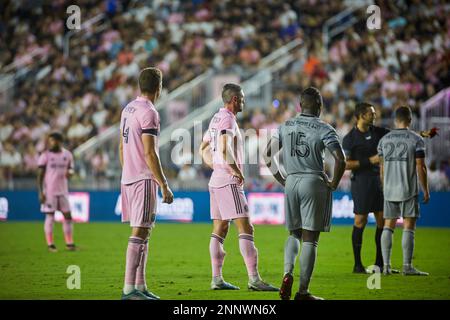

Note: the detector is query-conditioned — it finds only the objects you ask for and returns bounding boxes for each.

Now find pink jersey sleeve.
[218,115,236,137]
[140,108,159,135]
[37,152,48,168]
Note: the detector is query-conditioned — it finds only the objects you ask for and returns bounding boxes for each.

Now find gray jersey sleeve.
[272,125,283,149]
[415,136,425,158]
[377,138,384,157]
[322,124,341,151]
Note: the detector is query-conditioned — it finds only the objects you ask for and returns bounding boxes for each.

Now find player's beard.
[237,103,243,113]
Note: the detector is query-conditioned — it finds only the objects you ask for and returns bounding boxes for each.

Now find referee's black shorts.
[350,175,384,214]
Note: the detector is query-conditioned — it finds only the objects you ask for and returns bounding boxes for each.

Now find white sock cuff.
[211,233,225,244]
[238,233,254,241]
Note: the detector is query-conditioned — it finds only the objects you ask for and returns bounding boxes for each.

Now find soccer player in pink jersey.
[37,132,76,253]
[199,83,278,292]
[119,67,174,300]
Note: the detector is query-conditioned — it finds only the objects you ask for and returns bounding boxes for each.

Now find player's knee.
[403,218,416,230]
[384,219,396,229]
[219,225,229,238]
[302,230,320,243]
[354,215,367,228]
[245,223,254,235]
[213,222,229,238]
[290,229,302,240]
[132,227,150,240]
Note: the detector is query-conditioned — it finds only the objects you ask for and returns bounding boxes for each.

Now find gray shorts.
[284,174,332,232]
[384,196,420,219]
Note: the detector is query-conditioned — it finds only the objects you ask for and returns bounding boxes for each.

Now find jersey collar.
[221,107,236,118]
[299,113,316,118]
[136,95,154,107]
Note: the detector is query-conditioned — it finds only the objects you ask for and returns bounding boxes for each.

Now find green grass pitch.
[0,222,449,300]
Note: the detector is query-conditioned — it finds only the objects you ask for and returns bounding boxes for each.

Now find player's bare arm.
[416,157,430,204]
[345,158,360,170]
[199,141,213,170]
[142,134,174,204]
[263,137,285,187]
[37,166,46,204]
[119,130,124,167]
[379,156,384,191]
[328,145,346,191]
[220,133,244,185]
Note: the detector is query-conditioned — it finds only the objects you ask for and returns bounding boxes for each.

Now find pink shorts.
[121,179,158,228]
[209,184,249,221]
[41,194,71,213]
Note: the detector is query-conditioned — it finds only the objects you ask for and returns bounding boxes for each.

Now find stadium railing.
[72,38,303,189]
[420,88,450,164]
[322,1,367,54]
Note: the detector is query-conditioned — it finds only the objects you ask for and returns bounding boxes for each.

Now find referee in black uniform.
[343,102,389,273]
[343,102,436,273]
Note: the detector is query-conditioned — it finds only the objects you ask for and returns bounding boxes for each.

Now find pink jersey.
[38,148,73,196]
[120,96,160,185]
[204,108,244,188]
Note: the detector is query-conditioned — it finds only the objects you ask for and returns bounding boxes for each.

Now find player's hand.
[326,179,337,191]
[39,193,46,204]
[66,169,74,178]
[369,155,380,165]
[232,171,245,186]
[422,192,430,204]
[421,127,439,138]
[161,185,174,204]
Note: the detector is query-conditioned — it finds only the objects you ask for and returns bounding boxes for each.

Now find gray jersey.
[276,114,342,176]
[377,128,425,201]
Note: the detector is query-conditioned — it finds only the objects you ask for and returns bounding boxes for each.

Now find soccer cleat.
[248,279,279,292]
[48,244,57,253]
[353,264,368,274]
[279,273,294,300]
[121,289,154,300]
[293,292,324,301]
[139,290,160,300]
[383,265,393,275]
[402,266,429,276]
[383,265,401,275]
[211,279,240,290]
[66,244,77,251]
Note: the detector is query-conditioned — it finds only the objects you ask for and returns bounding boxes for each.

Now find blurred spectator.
[0,0,449,191]
[428,161,449,191]
[23,143,39,177]
[90,149,110,179]
[0,142,22,187]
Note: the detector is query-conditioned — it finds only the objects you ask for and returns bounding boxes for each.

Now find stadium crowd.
[0,0,449,191]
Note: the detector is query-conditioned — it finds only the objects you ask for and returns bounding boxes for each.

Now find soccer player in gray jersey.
[264,87,346,300]
[378,106,430,276]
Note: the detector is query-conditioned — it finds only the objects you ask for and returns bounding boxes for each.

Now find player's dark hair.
[395,105,412,123]
[354,102,374,119]
[300,87,322,113]
[222,83,242,103]
[139,67,162,95]
[48,131,64,142]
